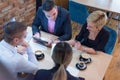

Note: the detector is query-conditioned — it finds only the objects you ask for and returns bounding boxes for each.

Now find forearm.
[58,34,72,41]
[60,14,72,41]
[17,58,38,74]
[26,46,38,65]
[81,46,97,54]
[32,25,40,35]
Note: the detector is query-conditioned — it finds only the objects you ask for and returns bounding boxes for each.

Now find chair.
[104,26,117,55]
[69,0,89,24]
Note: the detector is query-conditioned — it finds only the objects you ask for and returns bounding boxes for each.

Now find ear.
[13,38,19,44]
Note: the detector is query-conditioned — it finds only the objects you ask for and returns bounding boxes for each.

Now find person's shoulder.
[68,75,84,80]
[67,71,84,80]
[0,41,8,55]
[99,27,110,39]
[38,6,42,11]
[37,6,43,13]
[102,27,110,36]
[81,21,88,31]
[58,6,69,15]
[34,69,51,80]
[35,69,51,76]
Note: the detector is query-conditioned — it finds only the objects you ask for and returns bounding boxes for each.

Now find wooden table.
[71,0,120,13]
[27,27,112,80]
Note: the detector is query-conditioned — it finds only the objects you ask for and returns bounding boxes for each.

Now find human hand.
[45,39,53,47]
[53,39,60,44]
[66,39,76,47]
[17,45,26,55]
[20,40,29,48]
[45,39,60,47]
[33,32,41,42]
[33,32,41,38]
[74,41,82,50]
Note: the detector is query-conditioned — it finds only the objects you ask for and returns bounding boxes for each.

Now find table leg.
[106,12,115,25]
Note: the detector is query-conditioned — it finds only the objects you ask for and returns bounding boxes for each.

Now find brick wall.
[0,0,69,40]
[0,0,36,40]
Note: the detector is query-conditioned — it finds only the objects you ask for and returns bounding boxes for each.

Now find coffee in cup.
[79,53,91,64]
[35,50,45,60]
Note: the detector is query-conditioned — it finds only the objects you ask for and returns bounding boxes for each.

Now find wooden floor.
[104,42,120,80]
[72,19,120,80]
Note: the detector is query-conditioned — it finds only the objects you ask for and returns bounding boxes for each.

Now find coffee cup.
[76,61,87,70]
[79,53,91,64]
[35,50,45,60]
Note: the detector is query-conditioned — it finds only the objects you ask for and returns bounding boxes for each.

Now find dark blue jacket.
[32,6,72,41]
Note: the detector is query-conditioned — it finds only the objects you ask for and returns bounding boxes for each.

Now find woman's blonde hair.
[52,42,73,80]
[87,10,107,27]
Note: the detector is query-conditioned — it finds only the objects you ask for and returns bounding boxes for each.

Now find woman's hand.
[75,41,82,50]
[66,39,76,47]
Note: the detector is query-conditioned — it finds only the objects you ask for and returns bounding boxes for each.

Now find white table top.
[26,27,112,80]
[71,0,120,13]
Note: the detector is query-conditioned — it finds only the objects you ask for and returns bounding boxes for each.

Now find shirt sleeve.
[58,11,72,41]
[15,46,39,73]
[16,54,38,73]
[32,7,42,35]
[26,46,38,65]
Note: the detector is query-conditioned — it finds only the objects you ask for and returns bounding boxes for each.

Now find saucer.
[79,57,92,64]
[79,53,92,64]
[76,62,87,70]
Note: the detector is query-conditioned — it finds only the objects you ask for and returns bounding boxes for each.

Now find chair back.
[69,1,89,24]
[104,26,117,55]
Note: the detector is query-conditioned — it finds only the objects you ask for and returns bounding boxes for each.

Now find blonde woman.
[34,42,84,80]
[67,10,109,54]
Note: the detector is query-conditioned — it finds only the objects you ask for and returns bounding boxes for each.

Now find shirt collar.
[1,40,17,54]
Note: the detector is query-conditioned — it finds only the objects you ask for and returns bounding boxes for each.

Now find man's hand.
[33,32,41,43]
[20,40,29,48]
[17,45,26,55]
[53,39,60,44]
[45,39,53,47]
[33,32,40,38]
[45,39,60,47]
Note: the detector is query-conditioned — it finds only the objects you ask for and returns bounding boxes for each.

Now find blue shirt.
[0,40,38,78]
